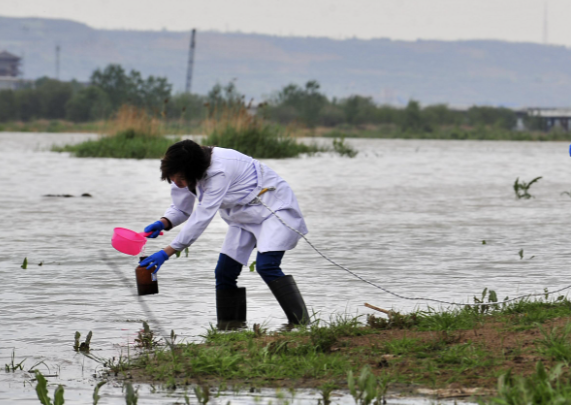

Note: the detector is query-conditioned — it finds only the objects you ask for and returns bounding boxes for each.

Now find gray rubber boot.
[268,275,309,325]
[216,287,246,329]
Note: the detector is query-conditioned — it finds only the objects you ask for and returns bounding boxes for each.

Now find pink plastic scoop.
[111,227,164,256]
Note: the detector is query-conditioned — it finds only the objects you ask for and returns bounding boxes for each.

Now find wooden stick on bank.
[364,303,393,317]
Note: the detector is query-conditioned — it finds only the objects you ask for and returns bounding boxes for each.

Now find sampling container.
[135,257,159,295]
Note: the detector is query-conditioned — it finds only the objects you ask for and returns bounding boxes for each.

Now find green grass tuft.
[52,129,179,159]
[202,124,319,159]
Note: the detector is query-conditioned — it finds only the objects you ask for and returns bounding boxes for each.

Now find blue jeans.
[215,251,285,290]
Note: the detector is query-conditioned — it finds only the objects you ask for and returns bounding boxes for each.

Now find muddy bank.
[103,298,571,402]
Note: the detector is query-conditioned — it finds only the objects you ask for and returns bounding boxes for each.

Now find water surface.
[1,133,570,403]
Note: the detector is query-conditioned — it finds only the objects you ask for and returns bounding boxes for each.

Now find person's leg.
[216,228,255,328]
[258,251,309,325]
[214,253,246,326]
[214,253,243,290]
[255,251,285,284]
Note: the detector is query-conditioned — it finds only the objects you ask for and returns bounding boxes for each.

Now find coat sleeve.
[162,184,196,228]
[169,173,231,251]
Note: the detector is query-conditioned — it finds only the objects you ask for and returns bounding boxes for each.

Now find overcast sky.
[0,0,568,46]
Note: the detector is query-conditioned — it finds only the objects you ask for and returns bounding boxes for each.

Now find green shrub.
[202,124,317,159]
[202,102,320,158]
[53,129,178,159]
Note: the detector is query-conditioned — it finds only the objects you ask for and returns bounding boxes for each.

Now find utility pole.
[543,1,549,45]
[185,29,196,93]
[55,44,60,80]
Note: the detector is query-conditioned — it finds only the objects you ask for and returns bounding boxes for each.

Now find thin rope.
[254,198,571,307]
[101,252,174,349]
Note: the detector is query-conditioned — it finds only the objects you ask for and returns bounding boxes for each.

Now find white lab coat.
[163,147,308,265]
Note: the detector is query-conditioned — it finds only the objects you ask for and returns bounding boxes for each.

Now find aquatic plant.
[518,248,535,260]
[4,350,25,372]
[34,370,64,405]
[332,136,358,158]
[92,381,106,405]
[135,321,160,349]
[514,176,542,199]
[319,382,337,405]
[470,287,500,314]
[193,384,211,405]
[124,383,138,405]
[21,257,27,269]
[347,366,388,405]
[74,331,92,352]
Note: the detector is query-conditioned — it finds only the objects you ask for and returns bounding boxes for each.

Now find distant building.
[0,51,20,77]
[0,51,23,90]
[524,108,571,132]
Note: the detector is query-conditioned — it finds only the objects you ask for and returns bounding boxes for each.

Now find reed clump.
[107,105,162,138]
[53,105,179,159]
[202,102,320,158]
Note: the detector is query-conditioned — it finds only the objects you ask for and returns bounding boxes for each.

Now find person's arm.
[163,245,178,257]
[162,184,196,229]
[159,217,172,230]
[141,174,230,272]
[169,173,230,251]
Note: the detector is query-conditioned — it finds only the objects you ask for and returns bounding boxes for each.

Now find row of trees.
[261,81,518,130]
[0,64,522,131]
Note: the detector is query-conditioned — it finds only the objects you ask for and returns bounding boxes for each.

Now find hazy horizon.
[0,0,568,47]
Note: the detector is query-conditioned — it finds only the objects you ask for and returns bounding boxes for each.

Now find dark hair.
[160,140,212,190]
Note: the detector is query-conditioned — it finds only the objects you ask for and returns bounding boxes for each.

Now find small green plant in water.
[193,384,211,405]
[21,257,27,269]
[74,331,92,352]
[34,370,65,405]
[332,136,358,158]
[472,288,500,314]
[513,176,542,199]
[319,382,337,405]
[135,321,160,349]
[5,350,25,372]
[347,366,389,405]
[518,249,535,260]
[124,383,138,405]
[249,261,256,272]
[93,381,106,405]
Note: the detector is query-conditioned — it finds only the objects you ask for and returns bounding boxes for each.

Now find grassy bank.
[0,118,202,135]
[7,117,571,143]
[322,125,571,141]
[0,119,108,133]
[100,291,571,402]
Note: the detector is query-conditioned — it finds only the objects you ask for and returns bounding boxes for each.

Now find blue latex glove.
[144,220,165,238]
[140,250,169,274]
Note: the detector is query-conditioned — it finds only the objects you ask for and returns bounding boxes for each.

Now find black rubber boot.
[268,275,309,325]
[216,287,246,329]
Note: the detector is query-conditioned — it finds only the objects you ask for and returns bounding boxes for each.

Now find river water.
[1,133,570,404]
